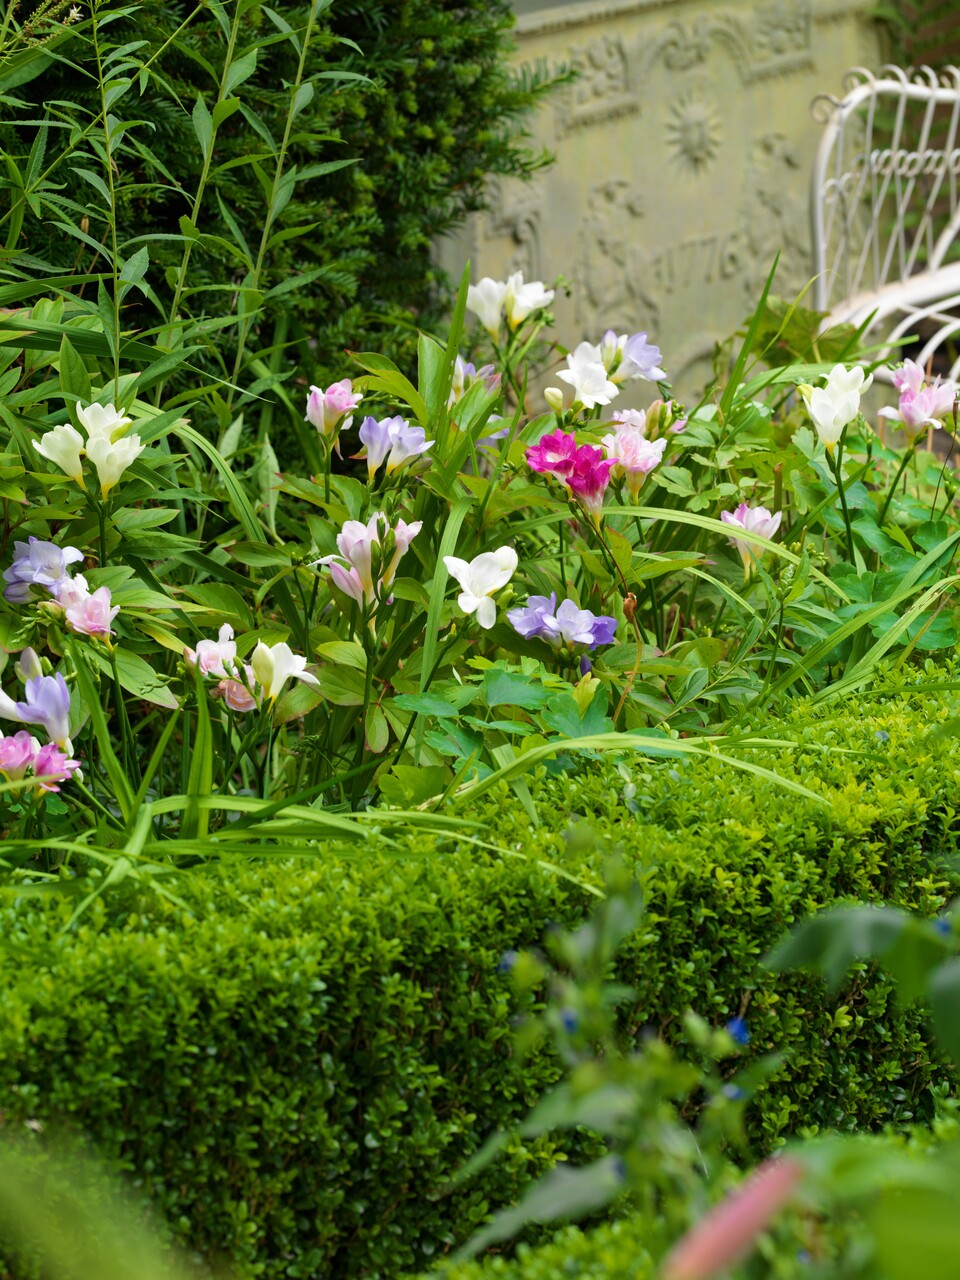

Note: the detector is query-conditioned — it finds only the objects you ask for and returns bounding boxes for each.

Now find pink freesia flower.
[721,503,782,572]
[216,666,258,714]
[184,624,237,678]
[64,585,119,637]
[566,445,615,525]
[879,358,958,438]
[32,741,81,792]
[305,379,362,441]
[662,1157,803,1280]
[602,428,667,501]
[0,730,40,781]
[525,429,579,478]
[609,408,648,435]
[317,512,422,610]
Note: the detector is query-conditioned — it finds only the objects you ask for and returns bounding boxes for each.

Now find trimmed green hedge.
[1,691,958,1278]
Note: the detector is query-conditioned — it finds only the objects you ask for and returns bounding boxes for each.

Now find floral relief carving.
[557,33,637,135]
[575,180,657,335]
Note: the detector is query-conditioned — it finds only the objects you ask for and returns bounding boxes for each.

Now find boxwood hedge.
[0,689,957,1278]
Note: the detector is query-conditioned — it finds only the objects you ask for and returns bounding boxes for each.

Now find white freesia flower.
[466,277,510,338]
[802,364,872,452]
[85,431,145,497]
[33,424,85,483]
[76,402,132,444]
[504,272,554,328]
[556,342,619,409]
[251,640,320,703]
[442,546,518,630]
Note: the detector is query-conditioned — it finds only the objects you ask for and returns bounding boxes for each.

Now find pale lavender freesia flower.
[449,356,501,407]
[599,331,667,384]
[3,538,84,603]
[721,503,782,573]
[508,593,617,652]
[357,415,433,482]
[0,671,74,750]
[620,333,667,383]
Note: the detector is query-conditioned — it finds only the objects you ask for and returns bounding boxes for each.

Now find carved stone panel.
[438,0,882,402]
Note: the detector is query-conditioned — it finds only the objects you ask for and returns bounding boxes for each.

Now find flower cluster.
[305,379,363,443]
[3,538,118,637]
[801,364,871,451]
[317,512,422,612]
[0,645,74,752]
[466,272,555,337]
[356,416,433,483]
[0,729,79,794]
[551,330,666,410]
[507,594,617,653]
[527,418,670,523]
[184,628,319,714]
[879,359,959,438]
[34,401,145,497]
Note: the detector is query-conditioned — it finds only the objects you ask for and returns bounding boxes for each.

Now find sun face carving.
[665,85,723,174]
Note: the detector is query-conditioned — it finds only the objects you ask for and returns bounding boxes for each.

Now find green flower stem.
[877,441,918,528]
[829,435,856,565]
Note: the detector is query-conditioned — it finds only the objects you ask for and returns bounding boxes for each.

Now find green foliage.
[1,691,959,1277]
[0,0,560,444]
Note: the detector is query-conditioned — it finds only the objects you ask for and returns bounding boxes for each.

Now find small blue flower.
[722,1083,746,1102]
[560,1008,579,1034]
[933,918,952,939]
[726,1016,750,1046]
[497,949,519,975]
[874,729,890,743]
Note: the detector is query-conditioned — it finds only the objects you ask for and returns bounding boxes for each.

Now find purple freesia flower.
[619,333,667,383]
[32,741,81,792]
[357,415,433,482]
[449,356,501,406]
[3,537,84,603]
[507,594,617,653]
[0,672,73,749]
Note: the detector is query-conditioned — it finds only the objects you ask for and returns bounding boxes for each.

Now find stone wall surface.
[440,0,884,402]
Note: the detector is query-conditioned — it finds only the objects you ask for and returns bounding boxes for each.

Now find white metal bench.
[810,65,960,378]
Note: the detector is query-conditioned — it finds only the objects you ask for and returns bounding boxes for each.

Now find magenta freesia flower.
[3,538,84,604]
[508,593,617,652]
[525,429,579,478]
[305,379,362,441]
[721,503,782,573]
[566,445,615,525]
[879,358,958,438]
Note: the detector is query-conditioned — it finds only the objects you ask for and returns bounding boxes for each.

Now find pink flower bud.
[662,1158,803,1280]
